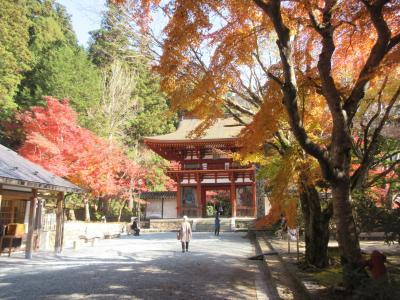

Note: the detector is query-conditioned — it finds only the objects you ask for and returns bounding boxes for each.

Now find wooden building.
[0,144,81,258]
[145,118,257,218]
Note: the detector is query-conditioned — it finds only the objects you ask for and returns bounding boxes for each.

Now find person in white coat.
[179,216,192,252]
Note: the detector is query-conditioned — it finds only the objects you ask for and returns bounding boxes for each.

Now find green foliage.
[206,203,216,217]
[125,66,177,145]
[0,0,31,115]
[0,0,101,135]
[140,151,175,191]
[26,0,76,54]
[89,2,134,69]
[12,0,101,129]
[105,199,133,222]
[16,45,101,128]
[353,193,400,244]
[89,0,176,145]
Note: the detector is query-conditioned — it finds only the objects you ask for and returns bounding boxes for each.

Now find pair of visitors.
[178,216,192,252]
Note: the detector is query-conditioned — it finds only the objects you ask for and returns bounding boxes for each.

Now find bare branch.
[370,150,400,168]
[362,78,386,153]
[225,98,256,117]
[344,0,393,123]
[253,0,335,180]
[267,71,283,86]
[351,85,400,190]
[229,86,262,109]
[223,104,248,126]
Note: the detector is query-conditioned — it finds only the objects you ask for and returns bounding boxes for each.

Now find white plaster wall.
[146,199,177,219]
[146,201,162,218]
[163,198,177,218]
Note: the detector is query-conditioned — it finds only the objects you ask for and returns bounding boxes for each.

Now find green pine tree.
[89,1,176,146]
[15,0,102,129]
[0,0,32,116]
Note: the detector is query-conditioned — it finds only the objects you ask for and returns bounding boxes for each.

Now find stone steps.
[149,218,255,232]
[194,219,232,231]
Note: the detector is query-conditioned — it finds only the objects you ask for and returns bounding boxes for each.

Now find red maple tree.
[18,97,146,199]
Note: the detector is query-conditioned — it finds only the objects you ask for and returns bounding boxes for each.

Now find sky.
[57,0,106,47]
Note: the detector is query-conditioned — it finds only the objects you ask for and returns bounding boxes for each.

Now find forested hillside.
[0,0,176,220]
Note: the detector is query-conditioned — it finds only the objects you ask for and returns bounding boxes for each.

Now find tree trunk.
[128,198,134,210]
[84,198,90,222]
[100,198,108,216]
[118,200,127,222]
[299,178,332,268]
[68,209,76,221]
[331,180,367,288]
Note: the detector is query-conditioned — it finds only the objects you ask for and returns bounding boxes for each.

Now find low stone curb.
[253,232,281,300]
[263,236,325,300]
[255,232,312,300]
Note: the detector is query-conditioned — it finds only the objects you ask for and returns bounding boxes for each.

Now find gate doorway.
[204,188,231,218]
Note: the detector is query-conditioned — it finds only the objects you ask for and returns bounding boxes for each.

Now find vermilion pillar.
[196,174,202,217]
[176,183,182,217]
[252,181,257,217]
[230,175,236,217]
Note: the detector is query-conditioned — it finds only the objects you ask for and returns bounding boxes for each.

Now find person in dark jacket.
[131,218,140,236]
[214,213,220,236]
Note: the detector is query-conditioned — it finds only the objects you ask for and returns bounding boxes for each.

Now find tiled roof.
[144,118,244,142]
[140,191,177,200]
[0,144,82,193]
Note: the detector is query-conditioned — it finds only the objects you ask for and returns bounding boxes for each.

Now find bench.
[104,233,121,239]
[0,224,24,257]
[78,235,101,244]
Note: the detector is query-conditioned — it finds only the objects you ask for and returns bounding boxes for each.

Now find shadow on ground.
[0,232,258,300]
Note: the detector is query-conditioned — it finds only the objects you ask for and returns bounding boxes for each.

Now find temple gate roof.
[144,118,244,143]
[144,118,244,160]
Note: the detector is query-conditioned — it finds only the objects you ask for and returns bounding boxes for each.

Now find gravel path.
[0,232,273,300]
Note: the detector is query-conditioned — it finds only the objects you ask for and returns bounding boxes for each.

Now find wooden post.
[287,230,291,254]
[25,189,38,259]
[252,182,257,217]
[10,200,15,223]
[161,197,164,219]
[55,192,64,254]
[34,199,43,251]
[176,183,182,218]
[230,175,236,217]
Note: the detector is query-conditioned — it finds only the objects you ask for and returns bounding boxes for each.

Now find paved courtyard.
[0,232,273,300]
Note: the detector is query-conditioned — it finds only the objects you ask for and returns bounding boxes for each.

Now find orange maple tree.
[115,0,400,283]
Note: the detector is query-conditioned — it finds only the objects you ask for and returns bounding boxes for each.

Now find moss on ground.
[308,265,342,286]
[294,254,400,299]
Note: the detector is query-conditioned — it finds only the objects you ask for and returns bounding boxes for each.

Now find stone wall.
[149,219,182,231]
[63,222,126,248]
[235,218,255,230]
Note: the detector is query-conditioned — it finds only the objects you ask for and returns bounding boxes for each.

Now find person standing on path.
[179,215,192,252]
[214,212,220,236]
